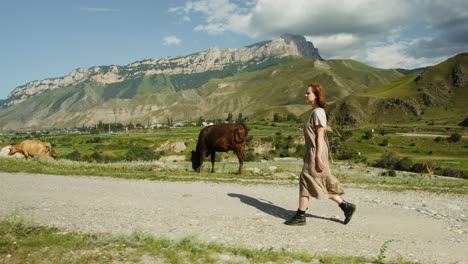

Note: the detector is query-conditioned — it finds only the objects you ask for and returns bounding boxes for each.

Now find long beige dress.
[299,107,344,199]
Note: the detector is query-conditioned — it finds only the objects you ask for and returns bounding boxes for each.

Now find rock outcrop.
[4,34,323,106]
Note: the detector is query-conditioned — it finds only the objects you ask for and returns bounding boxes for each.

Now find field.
[0,121,466,194]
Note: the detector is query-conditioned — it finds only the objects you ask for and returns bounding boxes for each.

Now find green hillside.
[328,53,468,127]
[0,57,407,130]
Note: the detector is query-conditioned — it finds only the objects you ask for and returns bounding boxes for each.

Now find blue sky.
[1,0,467,99]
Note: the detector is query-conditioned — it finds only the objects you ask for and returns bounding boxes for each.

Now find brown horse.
[191,123,248,174]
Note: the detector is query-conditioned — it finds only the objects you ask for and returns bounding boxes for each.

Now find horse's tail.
[234,123,248,144]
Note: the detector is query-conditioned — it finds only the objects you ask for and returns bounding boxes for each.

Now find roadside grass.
[0,158,466,194]
[0,215,416,264]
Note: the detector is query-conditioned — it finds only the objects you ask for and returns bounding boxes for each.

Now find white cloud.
[366,43,425,69]
[305,34,362,59]
[170,0,468,68]
[163,35,182,46]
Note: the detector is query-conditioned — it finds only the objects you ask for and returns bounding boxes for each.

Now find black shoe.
[339,201,356,225]
[284,209,306,226]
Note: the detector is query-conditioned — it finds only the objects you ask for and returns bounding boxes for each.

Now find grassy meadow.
[0,121,466,194]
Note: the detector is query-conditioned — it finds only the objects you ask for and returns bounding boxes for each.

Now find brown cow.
[9,140,52,160]
[191,123,248,174]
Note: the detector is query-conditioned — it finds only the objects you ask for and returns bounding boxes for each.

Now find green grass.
[1,123,466,193]
[0,215,417,264]
[363,74,419,98]
[0,157,466,194]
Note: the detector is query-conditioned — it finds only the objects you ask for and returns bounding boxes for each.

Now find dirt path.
[0,172,466,263]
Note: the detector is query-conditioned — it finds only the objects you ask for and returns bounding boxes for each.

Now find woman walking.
[285,83,356,226]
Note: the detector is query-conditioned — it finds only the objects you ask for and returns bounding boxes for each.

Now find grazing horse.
[191,123,248,174]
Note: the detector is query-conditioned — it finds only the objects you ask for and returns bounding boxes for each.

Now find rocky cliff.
[4,34,323,107]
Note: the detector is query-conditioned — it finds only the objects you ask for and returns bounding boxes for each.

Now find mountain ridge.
[4,34,322,107]
[2,34,464,131]
[0,57,404,130]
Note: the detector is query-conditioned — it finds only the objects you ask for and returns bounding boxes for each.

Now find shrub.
[436,168,467,179]
[88,151,103,162]
[245,151,261,162]
[337,149,360,160]
[339,130,353,141]
[363,130,373,140]
[125,147,160,161]
[459,118,468,127]
[85,137,103,144]
[396,157,414,171]
[64,150,81,161]
[447,133,462,143]
[380,138,389,146]
[376,151,400,169]
[381,170,397,177]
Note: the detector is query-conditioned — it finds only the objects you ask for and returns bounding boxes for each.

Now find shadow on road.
[228,193,342,224]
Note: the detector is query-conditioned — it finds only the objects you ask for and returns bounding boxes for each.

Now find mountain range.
[0,34,466,130]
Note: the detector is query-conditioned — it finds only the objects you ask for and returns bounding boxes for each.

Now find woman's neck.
[311,101,319,109]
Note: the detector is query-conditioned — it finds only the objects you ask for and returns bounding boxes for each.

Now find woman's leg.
[285,195,309,225]
[299,196,309,211]
[329,194,343,204]
[330,195,356,225]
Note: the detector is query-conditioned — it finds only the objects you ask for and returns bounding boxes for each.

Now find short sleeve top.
[312,107,327,129]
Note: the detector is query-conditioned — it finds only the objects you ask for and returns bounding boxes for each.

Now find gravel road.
[0,172,466,263]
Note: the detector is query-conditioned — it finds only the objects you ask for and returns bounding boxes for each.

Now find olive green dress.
[299,108,344,199]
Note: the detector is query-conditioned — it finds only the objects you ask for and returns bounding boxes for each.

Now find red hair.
[308,83,327,108]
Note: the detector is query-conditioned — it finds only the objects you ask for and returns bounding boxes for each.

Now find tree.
[226,112,233,122]
[273,112,282,122]
[237,113,243,122]
[363,130,373,140]
[197,116,205,126]
[167,117,173,126]
[447,133,462,143]
[458,118,468,127]
[286,113,298,122]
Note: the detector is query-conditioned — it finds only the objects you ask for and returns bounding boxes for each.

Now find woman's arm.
[315,125,325,172]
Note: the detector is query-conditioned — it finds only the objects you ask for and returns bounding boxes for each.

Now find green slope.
[328,53,468,126]
[0,57,407,130]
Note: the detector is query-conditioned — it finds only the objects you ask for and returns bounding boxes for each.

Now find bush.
[125,147,160,161]
[245,151,261,162]
[376,151,400,169]
[396,156,414,171]
[64,150,81,161]
[380,138,389,146]
[459,118,468,127]
[88,151,103,162]
[339,130,353,141]
[381,170,397,177]
[436,168,467,179]
[363,130,373,140]
[447,133,462,143]
[85,137,103,144]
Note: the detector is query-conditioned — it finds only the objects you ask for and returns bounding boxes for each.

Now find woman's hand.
[315,158,325,172]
